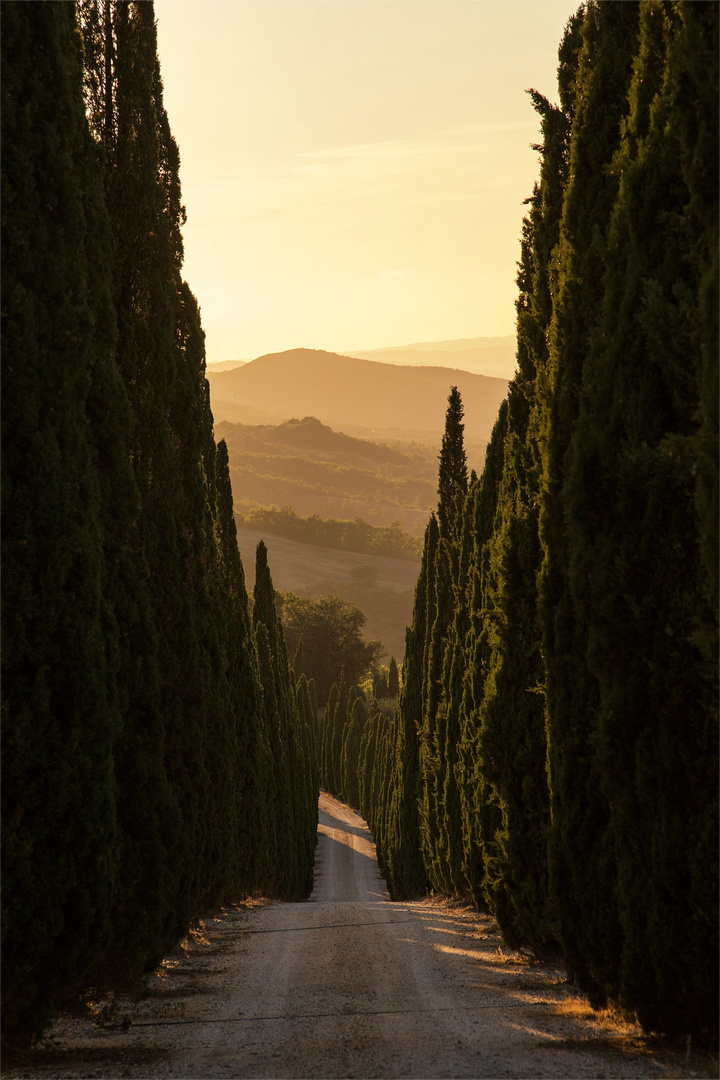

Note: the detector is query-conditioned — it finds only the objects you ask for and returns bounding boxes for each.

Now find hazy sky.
[154,0,579,363]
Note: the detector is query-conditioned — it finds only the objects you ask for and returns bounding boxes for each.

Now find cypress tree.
[388,657,400,698]
[539,0,641,1005]
[435,495,475,899]
[341,697,369,809]
[320,681,339,791]
[436,386,468,544]
[213,441,271,896]
[418,389,469,893]
[357,704,383,821]
[1,1,124,1039]
[253,620,282,893]
[561,0,718,1035]
[382,528,434,899]
[3,0,320,1044]
[329,674,350,796]
[417,514,442,887]
[254,540,317,899]
[456,405,508,912]
[463,53,577,953]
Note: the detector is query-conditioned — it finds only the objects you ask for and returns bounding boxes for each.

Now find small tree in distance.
[388,656,400,697]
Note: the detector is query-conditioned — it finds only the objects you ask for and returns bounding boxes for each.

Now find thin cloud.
[378,268,417,281]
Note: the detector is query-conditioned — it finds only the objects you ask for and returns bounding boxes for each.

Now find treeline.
[228,457,433,511]
[1,1,317,1046]
[239,506,423,560]
[315,671,399,814]
[359,2,718,1043]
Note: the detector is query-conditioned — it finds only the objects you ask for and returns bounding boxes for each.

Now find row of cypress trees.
[318,675,370,808]
[2,1,317,1046]
[361,0,717,1043]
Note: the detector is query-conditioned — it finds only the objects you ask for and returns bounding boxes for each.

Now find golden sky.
[154,0,579,363]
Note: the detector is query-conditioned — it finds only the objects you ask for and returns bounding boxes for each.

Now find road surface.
[9,793,702,1079]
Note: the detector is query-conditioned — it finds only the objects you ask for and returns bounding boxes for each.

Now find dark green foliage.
[415,388,471,895]
[253,542,318,899]
[293,637,304,680]
[537,0,643,1008]
[456,406,508,913]
[1,1,124,1039]
[416,514,442,886]
[381,528,435,899]
[320,681,339,791]
[554,0,717,1035]
[242,505,423,559]
[459,70,575,955]
[213,442,273,897]
[436,387,468,544]
[341,697,369,809]
[356,0,718,1043]
[280,593,383,706]
[373,670,390,700]
[388,657,400,698]
[2,0,319,1045]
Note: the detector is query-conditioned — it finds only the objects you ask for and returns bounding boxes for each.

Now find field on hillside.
[219,416,438,535]
[236,526,418,661]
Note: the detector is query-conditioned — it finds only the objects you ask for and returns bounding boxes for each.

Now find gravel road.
[7,793,712,1079]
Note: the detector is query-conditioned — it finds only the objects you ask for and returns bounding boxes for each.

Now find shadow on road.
[317,805,374,842]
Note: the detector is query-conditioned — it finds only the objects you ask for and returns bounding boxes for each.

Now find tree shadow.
[317,805,373,842]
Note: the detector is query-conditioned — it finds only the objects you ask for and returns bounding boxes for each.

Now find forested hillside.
[345,1,718,1044]
[1,1,317,1046]
[218,415,437,535]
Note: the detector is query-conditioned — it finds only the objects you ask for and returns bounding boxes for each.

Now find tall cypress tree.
[213,441,272,896]
[3,0,321,1045]
[436,387,468,544]
[253,541,317,899]
[456,407,508,912]
[382,529,433,899]
[418,389,469,893]
[1,1,125,1040]
[464,54,577,954]
[387,657,400,698]
[341,696,369,809]
[561,0,718,1035]
[539,0,641,1005]
[417,514,442,886]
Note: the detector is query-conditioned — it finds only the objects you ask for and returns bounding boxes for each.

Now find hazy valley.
[217,414,437,536]
[209,345,510,662]
[206,346,508,451]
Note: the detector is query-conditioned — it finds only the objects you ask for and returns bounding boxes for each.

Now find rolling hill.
[206,348,508,449]
[216,415,437,535]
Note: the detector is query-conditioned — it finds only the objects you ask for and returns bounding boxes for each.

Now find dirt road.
[7,793,711,1079]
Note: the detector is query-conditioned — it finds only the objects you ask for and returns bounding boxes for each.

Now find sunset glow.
[155,1,579,362]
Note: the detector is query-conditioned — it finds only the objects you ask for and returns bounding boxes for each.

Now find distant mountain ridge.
[345,335,517,379]
[206,335,517,380]
[208,359,248,372]
[207,348,509,448]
